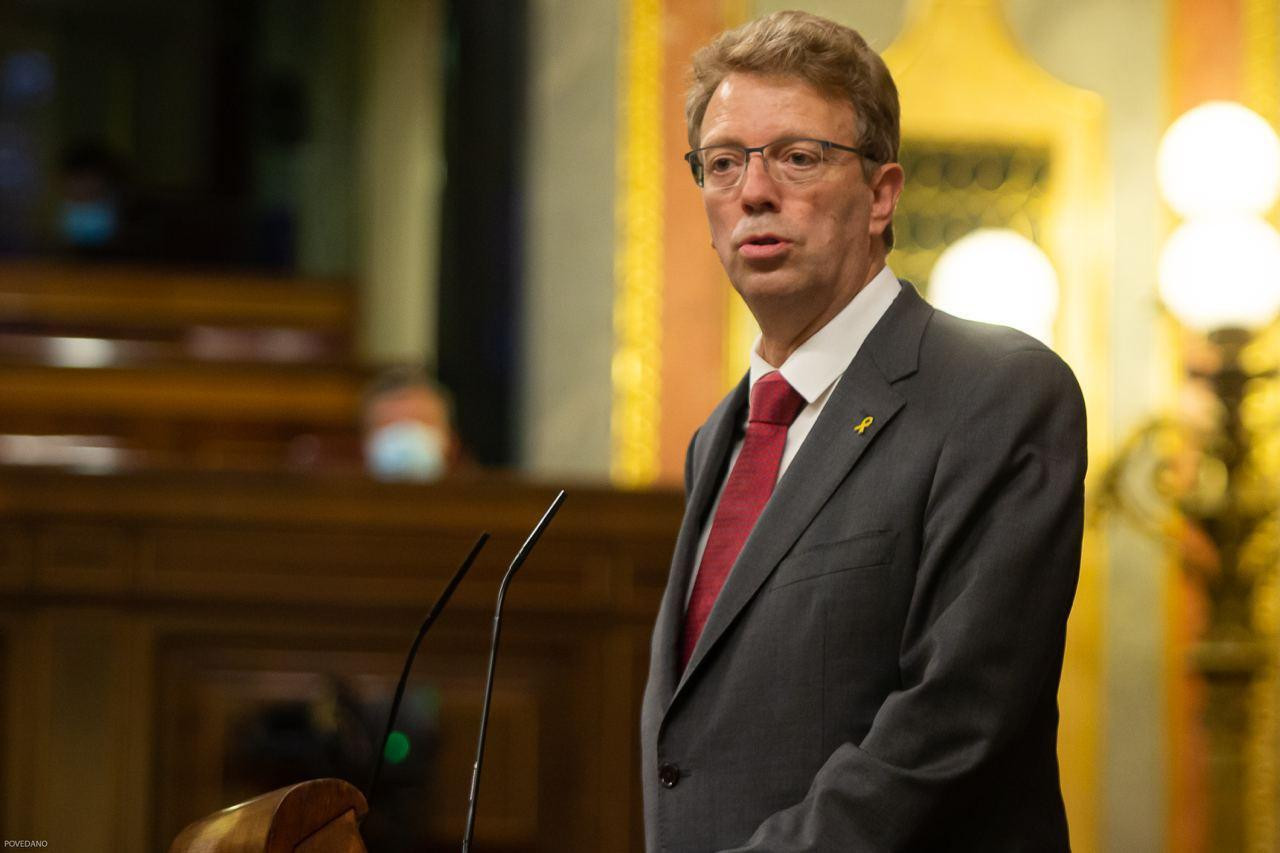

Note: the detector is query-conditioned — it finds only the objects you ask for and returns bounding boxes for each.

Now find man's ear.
[868,162,904,239]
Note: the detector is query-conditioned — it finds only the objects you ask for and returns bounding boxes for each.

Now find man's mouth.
[738,235,793,260]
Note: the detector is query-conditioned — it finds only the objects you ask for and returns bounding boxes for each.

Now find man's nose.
[738,151,780,210]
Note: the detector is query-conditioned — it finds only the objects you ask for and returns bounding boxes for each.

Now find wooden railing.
[0,261,366,470]
[0,260,354,337]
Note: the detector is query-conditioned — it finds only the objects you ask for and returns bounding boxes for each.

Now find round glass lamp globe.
[1157,101,1280,218]
[1158,216,1280,331]
[929,228,1059,347]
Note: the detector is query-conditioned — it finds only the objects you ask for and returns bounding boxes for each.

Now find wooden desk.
[0,468,681,851]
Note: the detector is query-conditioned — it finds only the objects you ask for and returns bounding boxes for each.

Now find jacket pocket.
[768,529,897,589]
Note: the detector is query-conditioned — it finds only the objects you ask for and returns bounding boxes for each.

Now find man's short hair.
[685,10,901,246]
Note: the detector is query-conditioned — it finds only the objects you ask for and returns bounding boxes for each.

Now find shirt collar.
[748,264,901,403]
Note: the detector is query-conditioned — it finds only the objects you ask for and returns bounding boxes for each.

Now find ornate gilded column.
[611,0,665,486]
[611,0,749,486]
[1241,3,1280,850]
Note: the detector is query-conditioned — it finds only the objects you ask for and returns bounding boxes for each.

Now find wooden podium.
[169,779,368,853]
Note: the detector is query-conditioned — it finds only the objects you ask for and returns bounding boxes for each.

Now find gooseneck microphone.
[461,490,567,853]
[365,532,490,813]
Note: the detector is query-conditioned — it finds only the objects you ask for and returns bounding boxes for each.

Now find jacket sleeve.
[723,348,1088,851]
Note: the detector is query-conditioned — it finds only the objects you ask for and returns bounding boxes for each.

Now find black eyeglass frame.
[683,137,871,188]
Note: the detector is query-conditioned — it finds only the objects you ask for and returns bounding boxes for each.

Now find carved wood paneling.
[35,522,136,593]
[152,631,564,849]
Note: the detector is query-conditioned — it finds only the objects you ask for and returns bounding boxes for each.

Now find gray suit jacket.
[640,281,1086,852]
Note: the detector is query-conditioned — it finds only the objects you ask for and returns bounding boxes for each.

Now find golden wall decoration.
[611,0,665,486]
[891,141,1051,292]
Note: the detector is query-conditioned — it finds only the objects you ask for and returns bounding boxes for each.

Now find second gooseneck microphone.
[461,489,567,853]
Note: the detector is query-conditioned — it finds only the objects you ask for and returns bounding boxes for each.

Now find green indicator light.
[384,731,411,764]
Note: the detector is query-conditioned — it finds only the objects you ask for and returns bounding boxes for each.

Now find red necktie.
[680,371,807,670]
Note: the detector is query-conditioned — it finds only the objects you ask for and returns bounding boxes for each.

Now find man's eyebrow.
[696,134,743,148]
[696,132,812,148]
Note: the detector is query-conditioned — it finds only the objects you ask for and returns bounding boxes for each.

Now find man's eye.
[781,148,820,168]
[707,154,741,173]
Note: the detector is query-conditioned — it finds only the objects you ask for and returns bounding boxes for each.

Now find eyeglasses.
[684,137,868,189]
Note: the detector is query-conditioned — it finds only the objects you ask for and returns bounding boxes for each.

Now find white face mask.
[364,421,447,481]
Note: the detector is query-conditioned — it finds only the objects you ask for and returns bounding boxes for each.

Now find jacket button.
[658,763,680,789]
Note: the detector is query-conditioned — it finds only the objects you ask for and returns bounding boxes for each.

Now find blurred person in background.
[361,365,460,482]
[56,140,135,255]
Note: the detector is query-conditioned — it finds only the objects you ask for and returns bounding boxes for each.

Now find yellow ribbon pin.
[855,416,874,435]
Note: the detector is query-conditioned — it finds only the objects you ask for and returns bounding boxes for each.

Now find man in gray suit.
[640,11,1086,852]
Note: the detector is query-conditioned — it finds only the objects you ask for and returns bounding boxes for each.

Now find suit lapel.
[673,281,932,697]
[649,376,748,707]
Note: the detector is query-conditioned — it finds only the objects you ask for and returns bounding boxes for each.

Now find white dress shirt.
[686,265,902,602]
